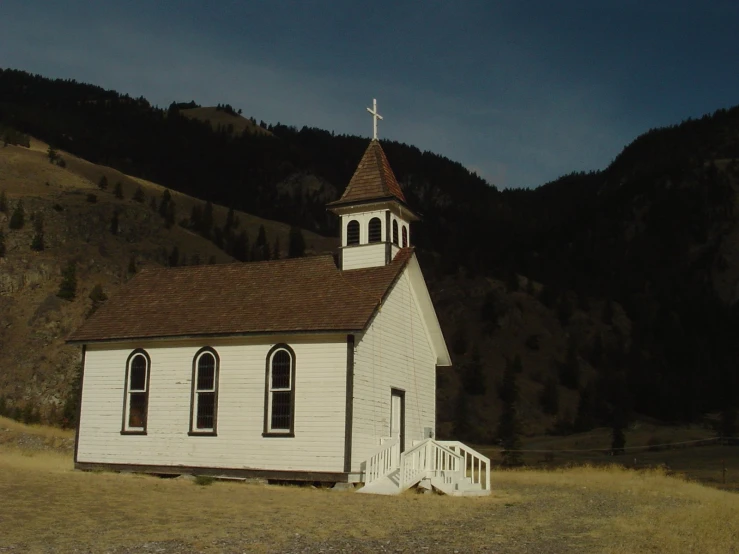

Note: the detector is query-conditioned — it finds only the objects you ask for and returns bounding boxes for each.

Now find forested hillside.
[1,68,738,441]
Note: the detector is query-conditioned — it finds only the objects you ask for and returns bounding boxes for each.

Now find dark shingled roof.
[327,140,407,207]
[68,249,414,343]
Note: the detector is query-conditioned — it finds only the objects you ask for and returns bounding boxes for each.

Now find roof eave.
[66,327,365,346]
[326,197,421,221]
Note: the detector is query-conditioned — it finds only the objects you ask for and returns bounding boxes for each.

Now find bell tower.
[327,99,419,270]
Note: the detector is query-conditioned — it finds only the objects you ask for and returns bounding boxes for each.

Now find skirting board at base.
[75,461,352,483]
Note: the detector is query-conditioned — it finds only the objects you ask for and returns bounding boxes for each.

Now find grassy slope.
[0,140,334,418]
[0,419,736,553]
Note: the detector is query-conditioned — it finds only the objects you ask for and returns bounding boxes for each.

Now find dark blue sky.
[2,1,738,188]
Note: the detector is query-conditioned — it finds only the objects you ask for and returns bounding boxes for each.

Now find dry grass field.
[479,424,739,493]
[1,418,737,553]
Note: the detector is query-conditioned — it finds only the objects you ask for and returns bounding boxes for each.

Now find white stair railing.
[437,441,491,492]
[364,438,400,486]
[398,439,462,493]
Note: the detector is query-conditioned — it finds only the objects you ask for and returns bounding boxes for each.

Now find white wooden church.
[69,101,490,496]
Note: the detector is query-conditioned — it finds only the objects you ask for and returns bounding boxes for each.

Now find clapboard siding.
[78,335,347,472]
[342,242,387,270]
[351,268,436,472]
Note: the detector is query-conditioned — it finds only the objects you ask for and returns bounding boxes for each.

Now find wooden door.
[390,388,405,452]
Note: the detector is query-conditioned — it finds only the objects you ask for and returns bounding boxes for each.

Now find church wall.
[77,334,348,474]
[351,267,436,473]
[342,243,387,270]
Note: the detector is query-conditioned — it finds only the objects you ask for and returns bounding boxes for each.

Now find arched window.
[346,220,360,246]
[122,349,150,434]
[264,344,296,436]
[402,226,408,247]
[368,217,382,243]
[190,347,219,435]
[392,220,399,245]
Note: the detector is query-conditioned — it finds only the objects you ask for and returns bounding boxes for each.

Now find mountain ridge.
[1,67,738,440]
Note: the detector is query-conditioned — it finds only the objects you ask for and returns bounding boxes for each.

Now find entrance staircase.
[357,438,491,496]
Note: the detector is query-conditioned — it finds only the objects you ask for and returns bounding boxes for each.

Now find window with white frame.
[392,220,399,245]
[402,225,408,247]
[368,217,382,243]
[346,220,360,245]
[264,345,295,436]
[190,348,219,435]
[122,350,150,434]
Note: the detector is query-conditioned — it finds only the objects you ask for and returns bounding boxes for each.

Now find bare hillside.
[0,139,333,421]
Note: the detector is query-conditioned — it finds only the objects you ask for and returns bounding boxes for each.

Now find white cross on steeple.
[366,98,383,140]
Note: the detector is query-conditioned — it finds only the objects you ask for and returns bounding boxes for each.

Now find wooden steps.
[358,439,491,496]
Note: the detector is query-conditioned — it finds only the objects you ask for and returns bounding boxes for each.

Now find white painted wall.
[77,334,348,473]
[342,243,387,270]
[351,266,436,473]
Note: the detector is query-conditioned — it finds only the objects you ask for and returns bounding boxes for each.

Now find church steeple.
[327,99,419,271]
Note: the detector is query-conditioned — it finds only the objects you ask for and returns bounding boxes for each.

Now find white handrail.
[364,438,400,486]
[398,439,462,493]
[437,440,491,491]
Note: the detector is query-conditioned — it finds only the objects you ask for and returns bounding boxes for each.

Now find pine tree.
[189,204,202,230]
[168,246,179,267]
[272,237,281,260]
[558,339,580,389]
[200,201,213,239]
[453,390,472,441]
[89,283,107,303]
[574,383,596,432]
[498,361,518,405]
[288,226,306,258]
[114,182,124,199]
[462,347,485,395]
[451,326,468,356]
[61,362,83,428]
[57,260,77,300]
[30,213,44,251]
[98,175,108,190]
[498,358,523,466]
[232,230,249,262]
[132,186,145,203]
[611,425,626,455]
[9,201,24,229]
[0,189,7,213]
[158,189,171,218]
[165,201,176,229]
[252,225,270,261]
[47,145,58,163]
[540,376,559,415]
[127,255,137,275]
[225,206,238,232]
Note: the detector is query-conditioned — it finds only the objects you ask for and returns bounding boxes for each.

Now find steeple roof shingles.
[328,140,406,207]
